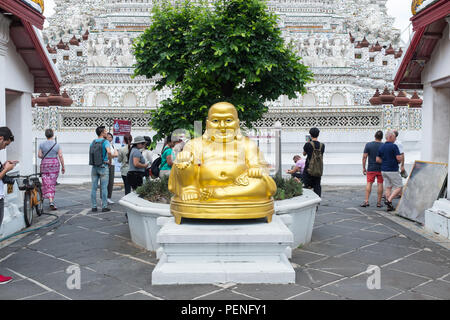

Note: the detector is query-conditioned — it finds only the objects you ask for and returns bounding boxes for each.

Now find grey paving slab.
[340,249,402,266]
[295,268,344,288]
[363,224,401,235]
[85,256,153,289]
[145,284,221,300]
[2,249,74,278]
[231,284,309,300]
[412,280,450,299]
[331,219,378,230]
[322,235,376,250]
[59,276,140,300]
[302,240,352,257]
[290,250,327,266]
[196,289,258,300]
[378,268,430,290]
[390,291,440,300]
[387,258,450,279]
[306,257,370,277]
[380,235,426,249]
[320,275,403,300]
[289,289,345,300]
[362,242,420,260]
[311,224,356,242]
[303,241,355,257]
[406,250,450,266]
[38,267,109,291]
[113,291,160,300]
[0,279,48,300]
[347,229,396,242]
[20,291,70,300]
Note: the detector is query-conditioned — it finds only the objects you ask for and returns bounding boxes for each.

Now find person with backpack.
[302,127,325,197]
[126,136,149,190]
[89,126,112,212]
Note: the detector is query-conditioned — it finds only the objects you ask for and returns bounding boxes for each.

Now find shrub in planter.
[273,175,303,200]
[136,175,172,204]
[136,174,302,202]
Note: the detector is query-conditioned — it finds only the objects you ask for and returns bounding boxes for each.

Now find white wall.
[0,15,34,174]
[420,23,450,199]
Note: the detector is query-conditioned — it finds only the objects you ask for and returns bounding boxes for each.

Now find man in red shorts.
[361,131,384,207]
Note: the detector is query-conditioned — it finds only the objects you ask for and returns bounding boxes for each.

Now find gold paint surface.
[169,102,277,224]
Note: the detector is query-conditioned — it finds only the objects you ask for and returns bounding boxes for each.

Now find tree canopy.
[133,0,313,144]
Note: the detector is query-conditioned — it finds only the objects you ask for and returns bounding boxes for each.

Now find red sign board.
[113,120,131,136]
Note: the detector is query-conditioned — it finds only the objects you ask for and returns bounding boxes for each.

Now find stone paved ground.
[0,184,449,300]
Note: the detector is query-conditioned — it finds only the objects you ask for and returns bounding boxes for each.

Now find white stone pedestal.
[152,215,295,285]
[425,199,450,239]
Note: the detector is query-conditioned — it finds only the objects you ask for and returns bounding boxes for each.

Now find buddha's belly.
[199,161,247,186]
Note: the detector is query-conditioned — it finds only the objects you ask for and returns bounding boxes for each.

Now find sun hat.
[131,136,146,145]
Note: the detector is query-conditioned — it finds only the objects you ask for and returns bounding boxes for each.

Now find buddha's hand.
[181,187,200,201]
[175,151,193,170]
[248,167,264,179]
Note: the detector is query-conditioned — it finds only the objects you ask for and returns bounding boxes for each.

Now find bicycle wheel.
[23,191,34,227]
[34,187,44,216]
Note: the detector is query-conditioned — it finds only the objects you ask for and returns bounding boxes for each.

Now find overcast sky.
[43,0,413,43]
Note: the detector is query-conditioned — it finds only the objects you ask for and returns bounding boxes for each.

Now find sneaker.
[49,203,58,211]
[92,208,98,212]
[107,199,115,204]
[102,208,111,212]
[0,275,12,285]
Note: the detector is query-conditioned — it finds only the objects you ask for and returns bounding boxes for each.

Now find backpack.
[307,141,323,177]
[150,156,162,178]
[89,139,105,166]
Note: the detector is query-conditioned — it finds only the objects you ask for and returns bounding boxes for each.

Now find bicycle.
[11,173,44,227]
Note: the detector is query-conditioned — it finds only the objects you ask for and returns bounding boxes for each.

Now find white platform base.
[425,199,450,239]
[152,215,295,285]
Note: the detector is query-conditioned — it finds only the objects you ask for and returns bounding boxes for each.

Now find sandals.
[377,203,382,208]
[360,202,369,207]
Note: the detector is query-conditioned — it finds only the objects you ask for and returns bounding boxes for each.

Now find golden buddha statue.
[168,102,277,224]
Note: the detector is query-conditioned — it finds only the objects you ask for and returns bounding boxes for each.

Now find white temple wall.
[31,128,422,186]
[420,24,450,173]
[0,16,34,174]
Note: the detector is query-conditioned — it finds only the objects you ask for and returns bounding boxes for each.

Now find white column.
[0,14,11,164]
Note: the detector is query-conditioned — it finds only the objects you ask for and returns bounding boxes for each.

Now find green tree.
[133,0,313,144]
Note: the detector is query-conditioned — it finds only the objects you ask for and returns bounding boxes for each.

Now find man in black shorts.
[303,127,325,197]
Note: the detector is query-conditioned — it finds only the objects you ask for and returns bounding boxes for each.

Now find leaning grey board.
[396,160,448,224]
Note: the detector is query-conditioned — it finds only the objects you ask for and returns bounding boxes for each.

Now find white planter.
[118,192,171,251]
[120,188,321,251]
[275,189,321,248]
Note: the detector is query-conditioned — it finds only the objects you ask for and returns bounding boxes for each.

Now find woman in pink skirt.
[38,129,65,210]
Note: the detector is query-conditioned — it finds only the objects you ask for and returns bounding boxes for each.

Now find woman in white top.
[106,133,118,204]
[117,134,132,195]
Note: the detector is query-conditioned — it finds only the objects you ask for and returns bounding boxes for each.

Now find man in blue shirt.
[90,126,112,212]
[376,130,404,212]
[361,130,384,208]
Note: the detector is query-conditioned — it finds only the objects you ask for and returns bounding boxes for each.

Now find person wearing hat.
[126,136,149,190]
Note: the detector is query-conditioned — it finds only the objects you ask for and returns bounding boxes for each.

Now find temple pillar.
[0,14,11,164]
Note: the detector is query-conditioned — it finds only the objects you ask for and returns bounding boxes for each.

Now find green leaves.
[133,0,313,144]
